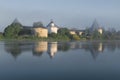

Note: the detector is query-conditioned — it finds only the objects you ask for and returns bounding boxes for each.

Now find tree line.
[0,21,120,40]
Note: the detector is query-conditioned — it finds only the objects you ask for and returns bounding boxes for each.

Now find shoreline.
[1,38,120,43]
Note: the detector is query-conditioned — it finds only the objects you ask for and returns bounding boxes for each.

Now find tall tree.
[4,22,22,38]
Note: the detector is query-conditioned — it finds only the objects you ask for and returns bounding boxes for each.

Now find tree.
[49,33,57,38]
[58,28,71,37]
[48,28,71,40]
[0,33,3,39]
[33,22,44,27]
[92,30,99,39]
[4,22,22,38]
[71,34,80,40]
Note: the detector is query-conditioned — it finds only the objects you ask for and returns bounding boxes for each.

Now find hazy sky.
[0,0,120,32]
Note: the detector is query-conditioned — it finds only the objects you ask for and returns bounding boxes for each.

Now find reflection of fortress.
[33,42,48,56]
[98,43,103,52]
[33,42,58,58]
[4,41,120,60]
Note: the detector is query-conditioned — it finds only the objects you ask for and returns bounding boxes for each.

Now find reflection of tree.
[106,42,116,52]
[89,47,100,60]
[32,50,43,57]
[4,41,33,59]
[69,42,82,50]
[117,42,120,49]
[4,42,21,59]
[58,43,70,51]
[82,42,104,60]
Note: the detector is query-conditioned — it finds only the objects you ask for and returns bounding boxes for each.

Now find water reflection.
[4,41,120,59]
[82,42,104,60]
[5,42,22,59]
[33,42,48,57]
[47,42,58,58]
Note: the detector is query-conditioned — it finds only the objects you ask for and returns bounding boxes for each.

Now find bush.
[71,34,80,40]
[0,34,3,40]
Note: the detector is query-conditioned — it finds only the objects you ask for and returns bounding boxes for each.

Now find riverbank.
[1,37,120,43]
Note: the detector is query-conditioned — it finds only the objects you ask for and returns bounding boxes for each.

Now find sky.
[0,0,120,32]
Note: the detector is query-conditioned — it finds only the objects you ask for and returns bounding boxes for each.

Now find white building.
[98,28,103,34]
[47,20,59,34]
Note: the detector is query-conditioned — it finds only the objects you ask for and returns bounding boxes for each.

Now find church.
[47,20,59,34]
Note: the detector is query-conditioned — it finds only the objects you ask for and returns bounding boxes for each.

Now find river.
[0,40,120,80]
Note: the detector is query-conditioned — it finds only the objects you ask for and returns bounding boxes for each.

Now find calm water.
[0,40,120,80]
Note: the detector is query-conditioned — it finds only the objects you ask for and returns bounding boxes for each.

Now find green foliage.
[103,30,117,40]
[0,33,3,40]
[57,28,75,40]
[4,23,22,38]
[48,33,57,38]
[48,28,81,40]
[84,29,104,40]
[48,28,71,41]
[83,28,120,40]
[48,33,70,41]
[91,30,101,39]
[57,34,70,40]
[71,34,80,40]
[58,28,71,37]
